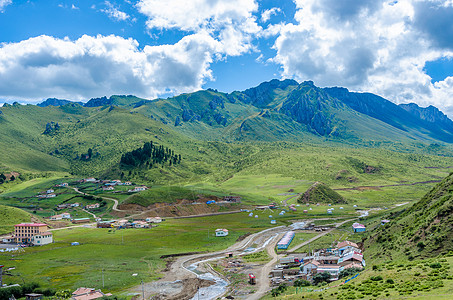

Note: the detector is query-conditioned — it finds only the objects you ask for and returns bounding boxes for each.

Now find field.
[0,210,316,292]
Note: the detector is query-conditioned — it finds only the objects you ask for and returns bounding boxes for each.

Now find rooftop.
[15,223,47,227]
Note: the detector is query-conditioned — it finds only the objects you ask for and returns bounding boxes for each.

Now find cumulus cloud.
[0,34,220,102]
[270,0,453,116]
[0,0,11,12]
[136,0,261,56]
[101,1,129,21]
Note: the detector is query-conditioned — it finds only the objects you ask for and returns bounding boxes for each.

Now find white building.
[31,232,53,246]
[215,229,229,237]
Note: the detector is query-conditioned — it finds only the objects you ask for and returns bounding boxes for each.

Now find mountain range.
[1,79,453,178]
[34,79,453,143]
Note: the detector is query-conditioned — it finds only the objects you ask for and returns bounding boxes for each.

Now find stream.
[186,258,229,300]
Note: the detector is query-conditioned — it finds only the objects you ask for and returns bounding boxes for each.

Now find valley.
[1,80,453,299]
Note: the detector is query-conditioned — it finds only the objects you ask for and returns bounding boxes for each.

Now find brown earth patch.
[113,199,240,218]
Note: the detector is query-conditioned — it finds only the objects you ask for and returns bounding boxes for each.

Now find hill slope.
[365,172,453,262]
[0,205,31,235]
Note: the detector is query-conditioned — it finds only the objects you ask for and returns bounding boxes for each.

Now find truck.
[279,256,300,264]
[249,273,256,285]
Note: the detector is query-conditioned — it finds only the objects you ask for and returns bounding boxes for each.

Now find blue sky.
[0,0,453,115]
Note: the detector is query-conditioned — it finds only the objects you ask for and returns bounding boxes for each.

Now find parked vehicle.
[249,273,256,285]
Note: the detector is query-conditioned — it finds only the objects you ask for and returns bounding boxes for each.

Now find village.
[0,176,392,300]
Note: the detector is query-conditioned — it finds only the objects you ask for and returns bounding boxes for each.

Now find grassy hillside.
[298,182,346,204]
[0,205,31,235]
[364,172,453,263]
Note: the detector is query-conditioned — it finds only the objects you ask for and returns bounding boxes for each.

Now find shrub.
[294,279,311,287]
[371,276,383,281]
[430,262,442,269]
[339,267,362,279]
[386,279,395,284]
[313,272,332,285]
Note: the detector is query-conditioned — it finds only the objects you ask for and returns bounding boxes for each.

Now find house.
[46,193,56,198]
[301,260,320,275]
[381,219,390,225]
[31,232,53,246]
[146,217,162,223]
[85,203,100,210]
[336,241,360,256]
[50,213,71,221]
[316,255,340,265]
[71,203,80,207]
[215,229,229,237]
[128,186,148,192]
[14,223,53,245]
[72,288,112,300]
[102,186,114,191]
[133,221,149,228]
[72,218,91,224]
[271,220,276,224]
[352,223,366,232]
[339,251,366,267]
[46,189,54,194]
[223,196,241,203]
[2,236,15,243]
[84,178,97,183]
[25,294,43,300]
[124,181,132,185]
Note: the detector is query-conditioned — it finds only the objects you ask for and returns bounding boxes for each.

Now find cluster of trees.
[120,141,181,168]
[43,121,60,135]
[0,173,14,184]
[76,148,99,161]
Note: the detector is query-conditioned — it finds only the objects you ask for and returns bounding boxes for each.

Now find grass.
[0,210,308,292]
[0,205,31,235]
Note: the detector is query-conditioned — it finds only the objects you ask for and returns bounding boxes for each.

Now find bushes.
[339,267,362,279]
[294,279,311,287]
[271,283,288,297]
[313,272,331,285]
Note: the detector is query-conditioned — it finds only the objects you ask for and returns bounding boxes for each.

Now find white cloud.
[261,7,281,22]
[0,0,11,12]
[136,0,261,56]
[0,34,220,102]
[101,1,130,22]
[270,0,453,116]
[71,4,79,10]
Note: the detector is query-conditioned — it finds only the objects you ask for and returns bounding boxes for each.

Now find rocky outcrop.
[400,103,453,131]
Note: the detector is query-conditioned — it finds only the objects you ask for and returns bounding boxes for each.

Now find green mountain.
[1,79,453,181]
[365,172,453,262]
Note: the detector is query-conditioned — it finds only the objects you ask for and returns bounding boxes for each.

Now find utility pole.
[102,269,104,288]
[0,265,3,287]
[141,280,144,300]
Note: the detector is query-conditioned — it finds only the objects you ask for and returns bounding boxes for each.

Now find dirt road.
[130,226,287,299]
[247,233,282,300]
[70,187,122,212]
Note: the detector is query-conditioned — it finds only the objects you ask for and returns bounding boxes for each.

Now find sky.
[0,0,453,115]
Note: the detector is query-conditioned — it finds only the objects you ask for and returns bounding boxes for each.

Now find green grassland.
[0,205,31,235]
[0,210,313,292]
